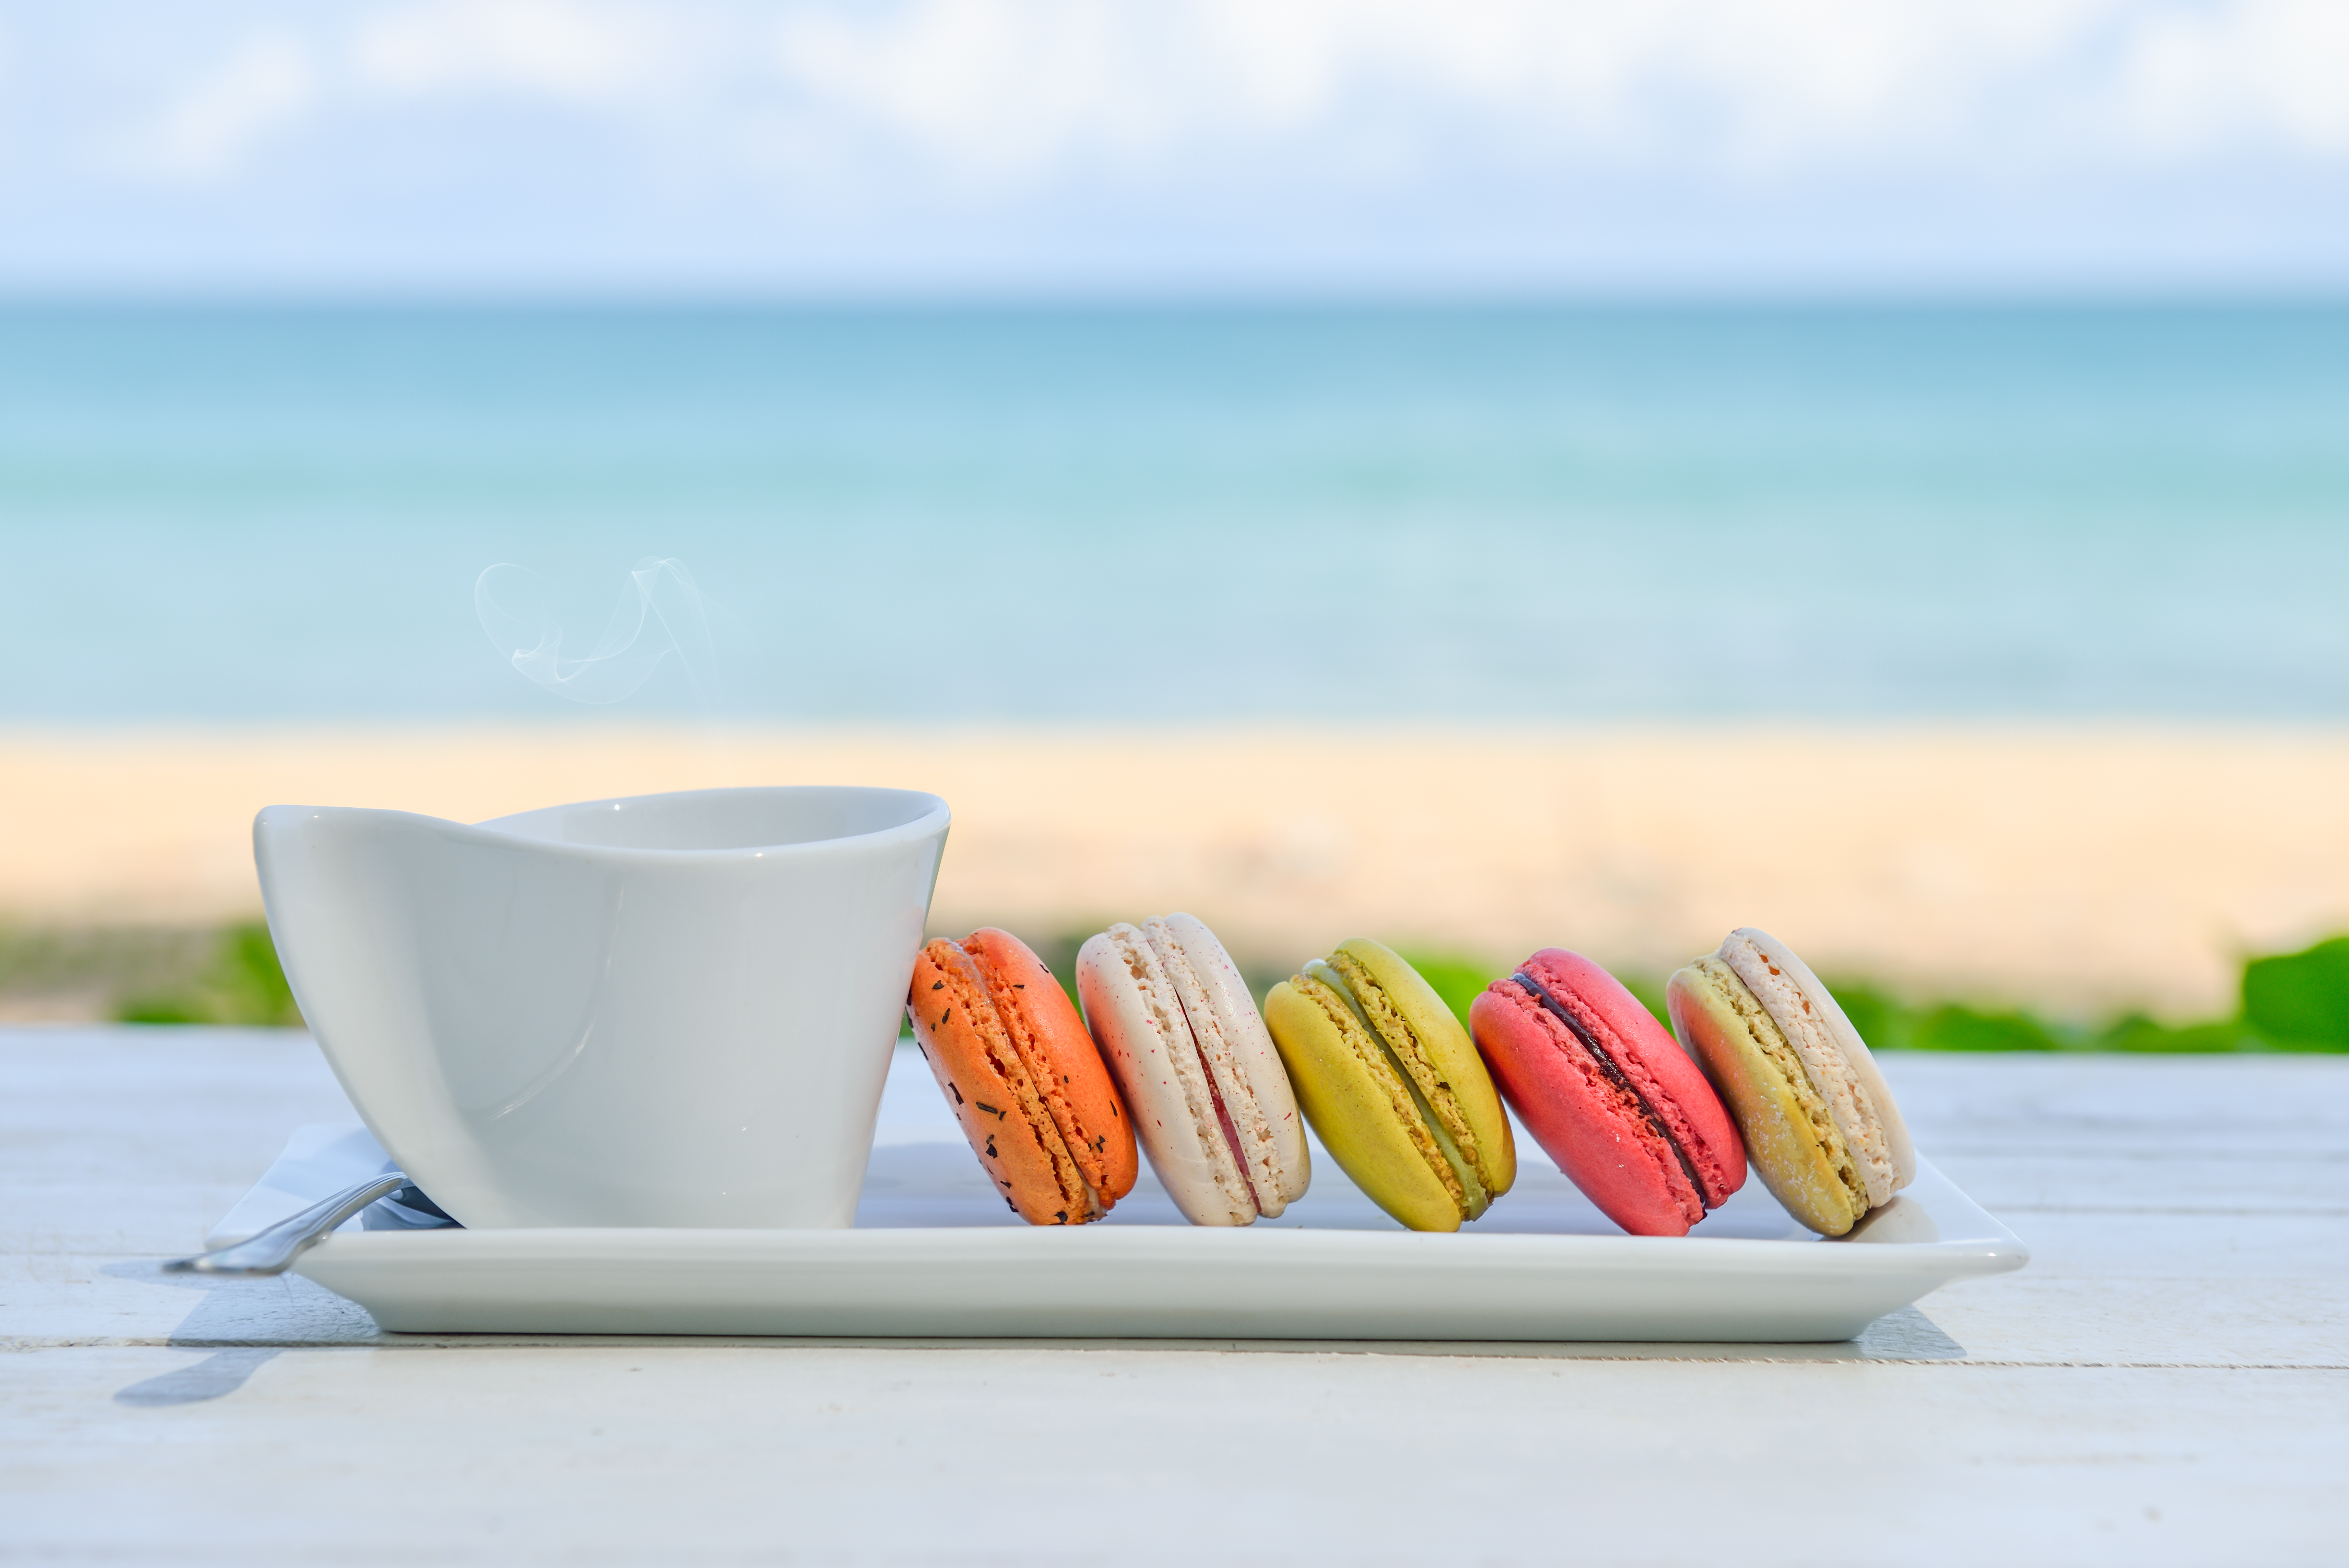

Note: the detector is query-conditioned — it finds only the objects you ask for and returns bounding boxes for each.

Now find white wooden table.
[4,1026,2343,1564]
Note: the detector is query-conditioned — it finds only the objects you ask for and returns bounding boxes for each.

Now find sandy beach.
[7,723,2346,1018]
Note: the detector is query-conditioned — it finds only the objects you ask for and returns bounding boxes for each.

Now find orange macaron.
[906,929,1139,1224]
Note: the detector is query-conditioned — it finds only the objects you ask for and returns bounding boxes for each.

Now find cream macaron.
[1076,913,1310,1226]
[1666,927,1915,1236]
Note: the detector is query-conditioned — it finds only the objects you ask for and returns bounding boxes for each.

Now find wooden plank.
[4,1345,2342,1565]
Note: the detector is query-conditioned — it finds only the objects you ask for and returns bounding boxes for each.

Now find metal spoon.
[166,1173,411,1277]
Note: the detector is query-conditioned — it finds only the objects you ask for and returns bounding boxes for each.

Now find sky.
[1,0,2346,295]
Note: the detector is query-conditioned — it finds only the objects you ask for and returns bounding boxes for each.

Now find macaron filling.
[1717,933,1896,1208]
[1327,952,1495,1187]
[1103,923,1258,1220]
[1158,914,1310,1212]
[1691,956,1867,1217]
[965,937,1121,1205]
[1304,959,1488,1218]
[1508,968,1714,1212]
[1145,917,1289,1217]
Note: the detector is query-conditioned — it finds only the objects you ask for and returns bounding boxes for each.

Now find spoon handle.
[166,1172,408,1277]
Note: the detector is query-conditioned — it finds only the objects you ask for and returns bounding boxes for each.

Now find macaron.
[1263,938,1516,1232]
[1666,927,1916,1237]
[1076,914,1311,1226]
[907,928,1138,1225]
[1469,949,1746,1236]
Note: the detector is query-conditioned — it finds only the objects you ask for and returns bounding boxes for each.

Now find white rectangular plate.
[237,1048,2027,1341]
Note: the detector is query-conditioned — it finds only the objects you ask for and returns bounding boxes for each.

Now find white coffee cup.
[254,785,950,1229]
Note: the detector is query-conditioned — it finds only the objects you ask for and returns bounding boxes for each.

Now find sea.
[3,303,2345,724]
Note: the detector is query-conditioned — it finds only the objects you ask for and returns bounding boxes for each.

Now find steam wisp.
[475,557,718,705]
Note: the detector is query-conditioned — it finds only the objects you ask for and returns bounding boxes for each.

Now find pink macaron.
[1470,948,1746,1236]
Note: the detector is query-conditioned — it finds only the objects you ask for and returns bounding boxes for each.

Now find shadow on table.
[114,1348,281,1406]
[353,1313,1969,1360]
[95,1257,1965,1386]
[364,1308,1967,1360]
[99,1257,381,1405]
[1848,1305,1966,1359]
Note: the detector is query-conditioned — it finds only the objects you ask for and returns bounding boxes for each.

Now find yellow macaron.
[1264,938,1516,1232]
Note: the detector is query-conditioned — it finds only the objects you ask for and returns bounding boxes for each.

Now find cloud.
[353,0,664,103]
[141,29,319,178]
[9,0,2346,287]
[2110,0,2349,157]
[752,0,2349,178]
[100,0,2349,185]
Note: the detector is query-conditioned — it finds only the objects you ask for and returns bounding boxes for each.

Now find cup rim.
[472,784,951,863]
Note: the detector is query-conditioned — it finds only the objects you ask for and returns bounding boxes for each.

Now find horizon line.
[4,285,2348,314]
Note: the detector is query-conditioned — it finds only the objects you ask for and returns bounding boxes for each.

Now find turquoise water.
[2,304,2345,721]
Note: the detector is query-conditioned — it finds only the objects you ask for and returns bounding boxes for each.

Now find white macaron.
[1076,913,1310,1226]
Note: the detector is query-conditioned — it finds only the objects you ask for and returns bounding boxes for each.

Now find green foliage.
[117,922,302,1028]
[0,924,215,1016]
[1035,929,1094,1017]
[1615,973,1673,1032]
[1822,980,1906,1051]
[2241,936,2349,1049]
[1817,934,2349,1053]
[2095,1014,2261,1054]
[1397,953,1497,1034]
[115,994,211,1025]
[1907,1004,2067,1052]
[70,919,2349,1053]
